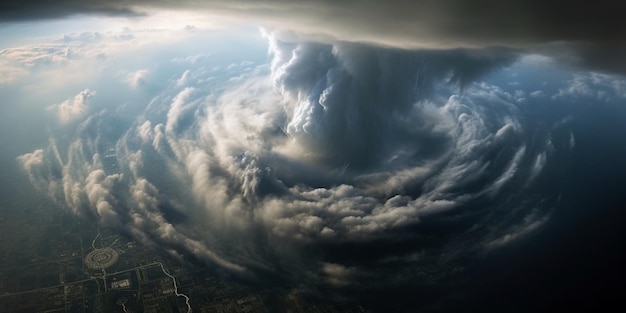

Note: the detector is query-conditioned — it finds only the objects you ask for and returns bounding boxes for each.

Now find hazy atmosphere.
[2,1,625,312]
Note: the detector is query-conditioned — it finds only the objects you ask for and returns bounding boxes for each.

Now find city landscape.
[0,196,368,313]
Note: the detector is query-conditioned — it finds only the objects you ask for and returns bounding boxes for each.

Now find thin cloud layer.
[18,33,557,287]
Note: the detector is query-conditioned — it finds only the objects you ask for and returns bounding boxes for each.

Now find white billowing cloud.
[126,69,149,88]
[146,35,548,248]
[176,69,192,87]
[553,75,595,99]
[0,45,72,67]
[137,120,153,142]
[267,37,517,170]
[16,135,123,222]
[0,24,239,97]
[0,27,205,68]
[16,149,45,181]
[84,168,122,225]
[128,178,245,272]
[165,87,197,133]
[51,89,95,123]
[18,33,557,286]
[16,112,246,272]
[553,72,626,102]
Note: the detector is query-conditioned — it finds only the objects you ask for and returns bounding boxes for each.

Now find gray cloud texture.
[17,33,557,287]
[2,1,625,75]
[1,1,623,47]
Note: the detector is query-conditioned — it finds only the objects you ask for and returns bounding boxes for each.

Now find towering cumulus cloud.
[18,33,555,291]
[270,38,517,170]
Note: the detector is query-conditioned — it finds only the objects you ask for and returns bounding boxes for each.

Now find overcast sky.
[2,1,624,45]
[3,0,626,75]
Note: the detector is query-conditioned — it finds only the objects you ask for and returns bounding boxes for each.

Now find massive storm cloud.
[3,0,626,75]
[16,32,562,289]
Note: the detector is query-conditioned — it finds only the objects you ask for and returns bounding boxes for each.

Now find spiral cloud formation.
[17,33,557,289]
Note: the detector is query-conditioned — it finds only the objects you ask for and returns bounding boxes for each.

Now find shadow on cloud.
[17,34,557,296]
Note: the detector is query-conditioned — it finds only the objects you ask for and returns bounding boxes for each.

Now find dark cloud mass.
[1,1,624,46]
[0,1,140,20]
[2,1,625,76]
[17,33,558,297]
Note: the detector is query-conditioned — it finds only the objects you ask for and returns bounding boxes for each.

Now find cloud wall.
[17,33,558,288]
